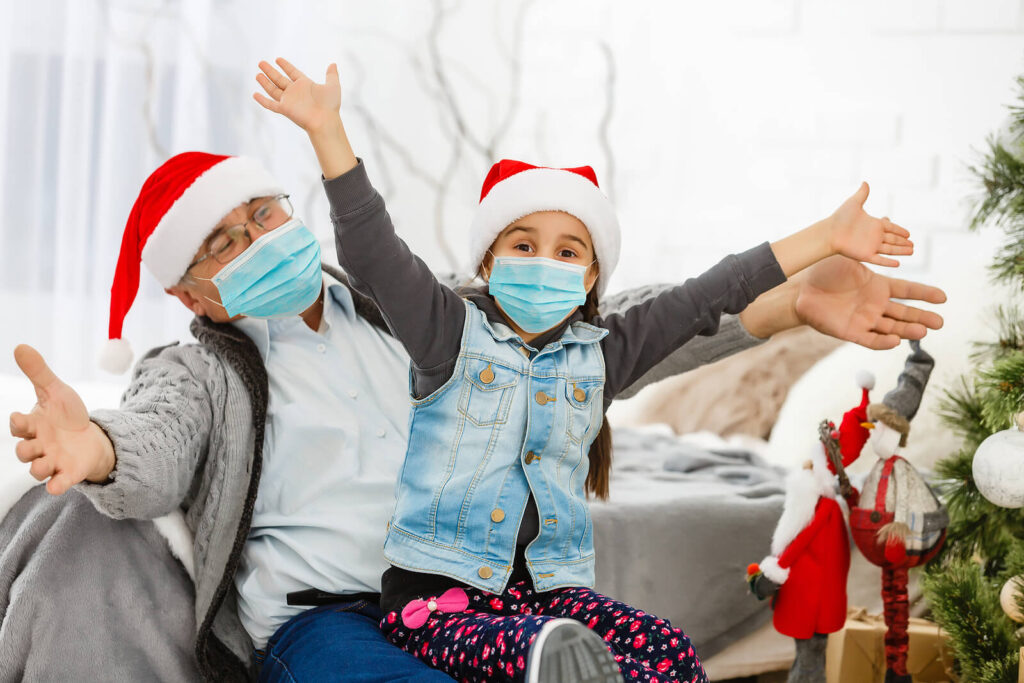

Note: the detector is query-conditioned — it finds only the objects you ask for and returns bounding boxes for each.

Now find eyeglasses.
[186,194,294,271]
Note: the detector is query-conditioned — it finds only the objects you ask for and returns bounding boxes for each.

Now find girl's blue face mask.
[195,218,323,319]
[486,256,592,334]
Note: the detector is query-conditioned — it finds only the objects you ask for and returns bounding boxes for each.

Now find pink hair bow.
[401,587,470,628]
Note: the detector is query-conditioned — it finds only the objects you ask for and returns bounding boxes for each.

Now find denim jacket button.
[478,566,493,579]
[524,451,537,465]
[573,386,586,402]
[490,508,505,523]
[535,391,554,406]
[479,364,495,384]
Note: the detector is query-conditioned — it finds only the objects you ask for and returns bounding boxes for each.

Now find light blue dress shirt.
[232,274,412,648]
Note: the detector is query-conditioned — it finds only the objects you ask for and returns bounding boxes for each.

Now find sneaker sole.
[526,618,622,683]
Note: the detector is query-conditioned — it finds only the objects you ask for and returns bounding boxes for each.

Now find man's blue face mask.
[486,256,592,334]
[195,218,323,319]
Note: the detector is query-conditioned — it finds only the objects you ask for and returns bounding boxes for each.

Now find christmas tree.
[922,73,1024,683]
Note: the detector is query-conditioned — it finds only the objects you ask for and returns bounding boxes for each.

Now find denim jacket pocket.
[458,358,518,427]
[565,379,603,444]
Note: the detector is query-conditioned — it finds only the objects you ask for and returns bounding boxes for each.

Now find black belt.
[286,589,381,607]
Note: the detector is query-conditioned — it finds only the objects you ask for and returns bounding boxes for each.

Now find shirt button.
[377,428,387,438]
[478,566,493,580]
[348,389,358,399]
[491,508,505,523]
[316,344,326,353]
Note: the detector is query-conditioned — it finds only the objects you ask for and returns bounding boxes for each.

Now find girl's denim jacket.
[326,160,787,596]
[384,299,609,593]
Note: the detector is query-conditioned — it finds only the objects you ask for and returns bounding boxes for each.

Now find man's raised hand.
[9,344,115,495]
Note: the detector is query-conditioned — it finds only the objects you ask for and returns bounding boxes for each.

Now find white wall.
[1,0,1022,385]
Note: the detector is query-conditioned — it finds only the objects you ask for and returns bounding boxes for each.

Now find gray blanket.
[0,428,785,680]
[592,428,785,660]
[0,486,200,682]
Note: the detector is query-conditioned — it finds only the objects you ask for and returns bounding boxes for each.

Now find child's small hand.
[254,58,341,135]
[828,182,913,267]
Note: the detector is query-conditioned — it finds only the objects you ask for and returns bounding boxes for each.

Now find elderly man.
[4,147,944,682]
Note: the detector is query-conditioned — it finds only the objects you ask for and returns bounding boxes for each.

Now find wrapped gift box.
[826,608,953,683]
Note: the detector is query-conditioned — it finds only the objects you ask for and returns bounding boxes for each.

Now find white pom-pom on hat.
[856,369,876,391]
[98,339,134,375]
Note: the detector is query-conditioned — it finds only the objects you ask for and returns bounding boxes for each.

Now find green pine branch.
[938,376,993,450]
[969,136,1024,234]
[978,351,1024,428]
[972,305,1024,361]
[923,558,1019,683]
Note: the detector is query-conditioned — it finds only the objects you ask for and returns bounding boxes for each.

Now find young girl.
[254,58,913,683]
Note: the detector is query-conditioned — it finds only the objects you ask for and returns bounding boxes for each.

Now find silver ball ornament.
[973,427,1024,508]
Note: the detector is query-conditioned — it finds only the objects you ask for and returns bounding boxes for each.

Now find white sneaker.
[525,618,622,683]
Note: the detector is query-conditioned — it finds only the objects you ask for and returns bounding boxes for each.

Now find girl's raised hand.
[828,182,913,267]
[254,58,341,134]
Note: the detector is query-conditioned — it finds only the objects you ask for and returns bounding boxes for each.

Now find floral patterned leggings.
[380,580,708,683]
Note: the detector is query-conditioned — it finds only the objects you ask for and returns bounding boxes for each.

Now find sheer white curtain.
[0,0,431,381]
[1,0,283,381]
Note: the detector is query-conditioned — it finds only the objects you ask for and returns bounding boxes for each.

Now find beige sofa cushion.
[612,326,842,439]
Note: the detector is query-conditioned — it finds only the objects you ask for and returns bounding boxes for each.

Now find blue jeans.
[256,600,454,682]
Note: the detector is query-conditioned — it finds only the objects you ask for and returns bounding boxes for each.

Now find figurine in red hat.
[748,371,874,683]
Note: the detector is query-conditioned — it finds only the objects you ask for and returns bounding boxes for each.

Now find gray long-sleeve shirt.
[326,161,787,406]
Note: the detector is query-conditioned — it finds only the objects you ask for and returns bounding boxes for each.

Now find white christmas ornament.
[1001,576,1024,623]
[972,427,1024,508]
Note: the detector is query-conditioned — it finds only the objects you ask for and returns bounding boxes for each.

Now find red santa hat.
[468,159,620,296]
[99,152,284,374]
[820,369,875,474]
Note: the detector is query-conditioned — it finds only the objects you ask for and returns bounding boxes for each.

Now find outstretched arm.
[768,182,913,277]
[603,183,926,397]
[739,255,946,350]
[9,344,213,519]
[254,58,467,374]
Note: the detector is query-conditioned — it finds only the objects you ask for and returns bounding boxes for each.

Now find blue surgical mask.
[197,218,323,319]
[487,256,590,333]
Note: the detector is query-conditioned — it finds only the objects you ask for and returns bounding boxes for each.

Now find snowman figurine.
[850,340,948,683]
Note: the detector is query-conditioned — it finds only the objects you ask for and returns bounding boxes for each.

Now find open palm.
[829,183,913,268]
[9,345,104,494]
[254,58,341,133]
[794,256,945,350]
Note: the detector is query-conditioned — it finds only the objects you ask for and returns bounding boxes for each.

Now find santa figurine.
[747,371,874,683]
[850,340,948,683]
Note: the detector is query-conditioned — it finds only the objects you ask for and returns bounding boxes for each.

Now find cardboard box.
[826,608,954,683]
